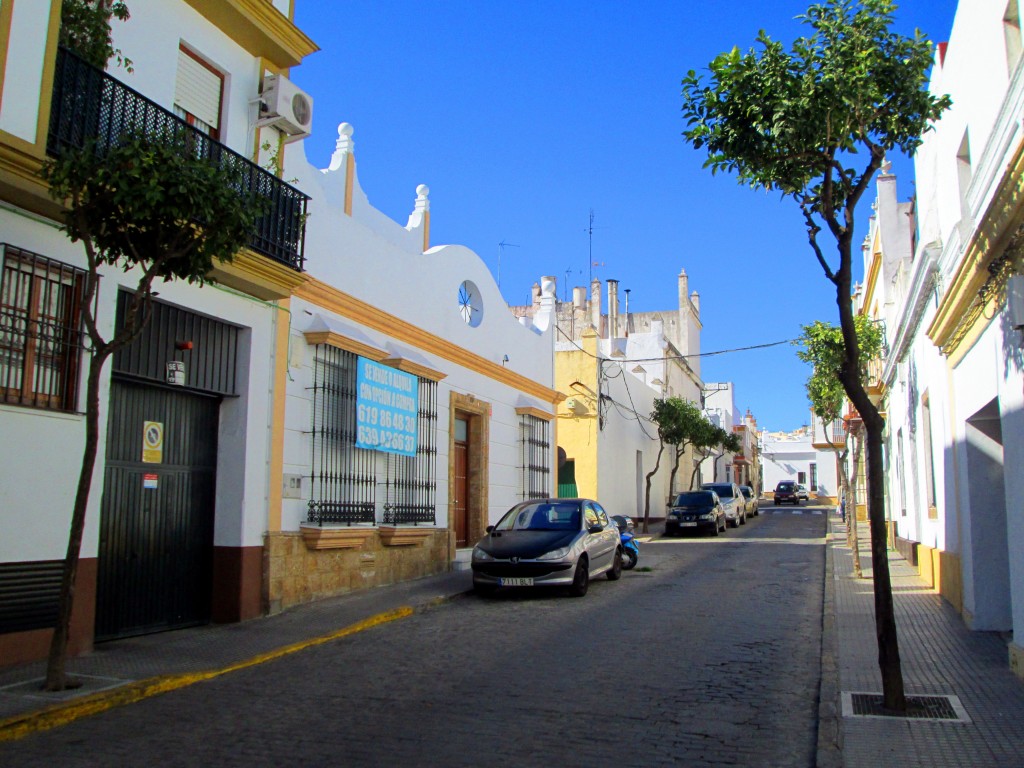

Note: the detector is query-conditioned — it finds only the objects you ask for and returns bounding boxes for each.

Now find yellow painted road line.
[0,606,414,744]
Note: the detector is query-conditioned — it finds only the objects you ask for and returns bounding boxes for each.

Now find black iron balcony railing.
[47,47,307,271]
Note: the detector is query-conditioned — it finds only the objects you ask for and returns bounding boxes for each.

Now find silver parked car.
[471,498,622,597]
[701,482,747,527]
[739,485,758,517]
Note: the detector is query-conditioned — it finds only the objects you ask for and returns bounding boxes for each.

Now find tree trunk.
[45,350,107,691]
[642,443,664,534]
[863,411,904,710]
[832,227,905,712]
[848,428,863,579]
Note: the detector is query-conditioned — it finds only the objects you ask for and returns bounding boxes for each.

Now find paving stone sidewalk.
[831,513,1024,768]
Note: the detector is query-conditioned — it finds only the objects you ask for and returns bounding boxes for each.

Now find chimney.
[573,286,586,310]
[607,279,619,339]
[590,278,602,330]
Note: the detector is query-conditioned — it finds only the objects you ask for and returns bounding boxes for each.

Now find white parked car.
[701,482,746,527]
[797,484,810,501]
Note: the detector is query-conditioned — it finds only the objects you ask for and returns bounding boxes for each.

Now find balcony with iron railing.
[865,356,885,400]
[47,47,308,274]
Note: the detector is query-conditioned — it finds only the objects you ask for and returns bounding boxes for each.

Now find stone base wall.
[263,528,453,615]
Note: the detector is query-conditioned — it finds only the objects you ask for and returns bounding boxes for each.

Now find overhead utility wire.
[555,325,794,361]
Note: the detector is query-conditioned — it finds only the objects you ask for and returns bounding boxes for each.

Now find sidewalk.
[827,511,1024,767]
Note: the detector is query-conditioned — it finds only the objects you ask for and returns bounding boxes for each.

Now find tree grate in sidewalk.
[842,692,970,722]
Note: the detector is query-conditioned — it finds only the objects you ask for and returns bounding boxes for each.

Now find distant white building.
[760,426,839,502]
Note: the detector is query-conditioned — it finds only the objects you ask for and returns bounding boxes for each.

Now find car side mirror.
[588,524,603,534]
[486,525,494,533]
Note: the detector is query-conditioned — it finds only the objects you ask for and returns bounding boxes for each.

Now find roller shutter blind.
[174,47,222,134]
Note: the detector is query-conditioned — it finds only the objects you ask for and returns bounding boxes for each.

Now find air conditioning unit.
[260,74,313,138]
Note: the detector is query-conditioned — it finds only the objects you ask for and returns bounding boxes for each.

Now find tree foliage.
[682,0,948,270]
[43,132,262,291]
[795,317,884,426]
[59,0,132,71]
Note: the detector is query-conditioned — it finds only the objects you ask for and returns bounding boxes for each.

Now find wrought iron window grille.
[307,346,438,526]
[381,378,438,525]
[520,414,551,500]
[0,244,92,411]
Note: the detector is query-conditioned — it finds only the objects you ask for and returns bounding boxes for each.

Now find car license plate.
[500,577,533,586]
[680,522,698,527]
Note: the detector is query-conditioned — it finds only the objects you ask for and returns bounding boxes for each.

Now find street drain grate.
[842,692,970,722]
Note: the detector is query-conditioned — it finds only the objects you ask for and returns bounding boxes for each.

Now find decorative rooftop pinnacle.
[414,184,430,212]
[336,122,354,151]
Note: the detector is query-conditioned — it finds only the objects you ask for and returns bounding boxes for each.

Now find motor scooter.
[611,514,639,570]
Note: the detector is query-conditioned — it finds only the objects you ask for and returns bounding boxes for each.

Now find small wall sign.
[142,421,164,463]
[166,361,186,386]
[143,473,159,490]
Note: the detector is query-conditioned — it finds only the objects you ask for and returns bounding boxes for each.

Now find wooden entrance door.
[453,417,469,547]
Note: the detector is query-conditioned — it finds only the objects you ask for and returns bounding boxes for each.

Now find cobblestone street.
[0,511,827,767]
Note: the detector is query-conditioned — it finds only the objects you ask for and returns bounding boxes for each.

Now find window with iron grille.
[307,345,375,525]
[382,378,438,525]
[307,344,437,526]
[0,245,89,411]
[520,414,551,500]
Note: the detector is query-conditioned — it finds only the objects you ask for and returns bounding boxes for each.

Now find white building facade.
[0,0,560,664]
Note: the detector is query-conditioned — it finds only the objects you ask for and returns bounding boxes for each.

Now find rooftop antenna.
[584,209,606,283]
[564,268,572,302]
[586,209,595,285]
[497,240,520,294]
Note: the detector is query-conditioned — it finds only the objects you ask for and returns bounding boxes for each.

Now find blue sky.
[291,0,960,432]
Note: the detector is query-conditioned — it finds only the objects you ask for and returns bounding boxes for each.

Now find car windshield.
[740,487,752,498]
[777,483,795,491]
[704,484,735,498]
[494,502,581,531]
[673,492,713,506]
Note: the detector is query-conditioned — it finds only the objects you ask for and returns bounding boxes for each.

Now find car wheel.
[740,513,746,525]
[569,556,589,597]
[622,548,638,570]
[711,519,720,536]
[607,547,623,580]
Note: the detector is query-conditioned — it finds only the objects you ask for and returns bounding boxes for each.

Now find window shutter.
[174,48,222,130]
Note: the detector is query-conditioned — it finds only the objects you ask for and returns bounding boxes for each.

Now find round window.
[458,280,483,327]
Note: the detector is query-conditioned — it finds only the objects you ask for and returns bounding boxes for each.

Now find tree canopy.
[795,316,884,427]
[681,0,949,285]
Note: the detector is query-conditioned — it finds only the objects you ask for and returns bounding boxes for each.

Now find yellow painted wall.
[555,327,600,499]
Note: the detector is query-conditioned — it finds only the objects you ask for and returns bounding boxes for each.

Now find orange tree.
[681,0,949,710]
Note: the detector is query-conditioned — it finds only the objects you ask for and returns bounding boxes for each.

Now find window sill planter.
[300,525,374,551]
[378,526,433,547]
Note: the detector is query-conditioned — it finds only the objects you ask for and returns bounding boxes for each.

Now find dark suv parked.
[774,480,800,505]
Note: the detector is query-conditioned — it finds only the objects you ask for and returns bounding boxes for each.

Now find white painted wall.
[280,122,556,533]
[596,362,670,518]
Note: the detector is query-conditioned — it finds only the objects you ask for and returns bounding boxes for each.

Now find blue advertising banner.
[355,358,419,456]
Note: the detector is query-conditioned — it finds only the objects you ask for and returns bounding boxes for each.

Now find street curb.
[816,514,843,768]
[0,605,416,744]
